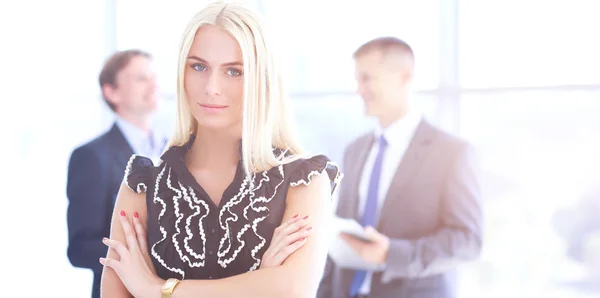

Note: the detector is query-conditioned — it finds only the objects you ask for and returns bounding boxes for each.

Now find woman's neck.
[187,128,240,169]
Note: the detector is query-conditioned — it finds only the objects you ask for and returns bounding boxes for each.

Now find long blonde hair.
[167,1,305,175]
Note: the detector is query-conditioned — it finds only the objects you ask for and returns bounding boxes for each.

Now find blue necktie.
[149,132,156,156]
[349,135,388,296]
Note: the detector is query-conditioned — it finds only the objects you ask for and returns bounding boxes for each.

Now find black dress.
[124,138,342,280]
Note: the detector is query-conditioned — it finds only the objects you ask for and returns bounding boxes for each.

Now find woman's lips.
[198,103,228,112]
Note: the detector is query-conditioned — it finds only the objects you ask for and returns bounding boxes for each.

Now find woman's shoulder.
[282,153,344,194]
[124,154,159,194]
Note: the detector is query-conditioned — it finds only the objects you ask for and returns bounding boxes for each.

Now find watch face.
[163,280,175,290]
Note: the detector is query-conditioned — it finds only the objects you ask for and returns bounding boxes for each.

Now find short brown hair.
[353,36,414,61]
[98,49,151,111]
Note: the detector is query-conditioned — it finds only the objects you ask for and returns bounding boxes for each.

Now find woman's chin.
[195,117,240,132]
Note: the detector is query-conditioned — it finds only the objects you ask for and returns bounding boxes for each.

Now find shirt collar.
[374,107,422,147]
[115,116,162,154]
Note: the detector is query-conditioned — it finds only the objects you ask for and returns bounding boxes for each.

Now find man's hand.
[340,226,390,264]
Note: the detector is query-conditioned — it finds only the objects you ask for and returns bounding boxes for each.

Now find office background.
[1,0,599,297]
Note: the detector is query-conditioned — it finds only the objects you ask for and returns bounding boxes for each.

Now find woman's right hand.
[260,215,313,269]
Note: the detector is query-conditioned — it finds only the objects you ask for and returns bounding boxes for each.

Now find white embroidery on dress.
[123,154,136,187]
[124,154,148,193]
[289,161,343,188]
[186,187,209,265]
[150,166,185,279]
[247,165,286,271]
[179,182,209,267]
[146,157,342,276]
[242,170,270,220]
[217,173,256,267]
[167,172,187,266]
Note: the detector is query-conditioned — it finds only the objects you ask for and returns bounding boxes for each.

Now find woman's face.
[185,25,244,131]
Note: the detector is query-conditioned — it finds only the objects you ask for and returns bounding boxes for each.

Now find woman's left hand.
[100,211,164,298]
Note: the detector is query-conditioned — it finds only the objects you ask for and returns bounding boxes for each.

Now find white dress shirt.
[357,108,422,294]
[115,117,165,164]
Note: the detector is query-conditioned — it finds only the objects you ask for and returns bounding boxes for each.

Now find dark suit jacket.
[318,119,483,298]
[66,124,136,298]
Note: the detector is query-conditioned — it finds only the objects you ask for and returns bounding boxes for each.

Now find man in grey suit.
[317,37,483,298]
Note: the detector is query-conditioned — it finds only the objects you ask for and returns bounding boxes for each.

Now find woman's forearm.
[171,264,319,298]
[101,267,133,298]
[170,174,333,298]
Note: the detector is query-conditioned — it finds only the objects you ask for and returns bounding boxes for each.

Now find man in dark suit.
[318,37,483,298]
[66,49,166,298]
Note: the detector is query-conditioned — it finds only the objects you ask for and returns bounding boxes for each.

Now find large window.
[290,93,439,164]
[115,0,262,98]
[455,2,600,297]
[458,1,600,88]
[116,1,441,97]
[55,1,600,297]
[262,0,441,94]
[456,90,600,297]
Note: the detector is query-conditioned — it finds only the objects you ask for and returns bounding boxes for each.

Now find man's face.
[106,56,158,116]
[354,51,411,119]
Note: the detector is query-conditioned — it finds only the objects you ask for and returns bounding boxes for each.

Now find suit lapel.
[108,124,135,167]
[378,120,435,226]
[107,124,135,196]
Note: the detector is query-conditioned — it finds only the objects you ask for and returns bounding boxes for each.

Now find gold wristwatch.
[161,278,181,298]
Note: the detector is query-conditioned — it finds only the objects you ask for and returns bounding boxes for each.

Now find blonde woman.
[99,2,342,298]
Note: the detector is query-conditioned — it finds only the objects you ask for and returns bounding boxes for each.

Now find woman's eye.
[226,68,243,77]
[191,63,207,72]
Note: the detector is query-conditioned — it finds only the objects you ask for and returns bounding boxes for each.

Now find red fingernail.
[306,227,312,231]
[120,210,126,217]
[293,214,299,218]
[302,215,309,219]
[134,212,139,218]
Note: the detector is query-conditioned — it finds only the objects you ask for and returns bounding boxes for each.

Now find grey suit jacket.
[317,119,483,298]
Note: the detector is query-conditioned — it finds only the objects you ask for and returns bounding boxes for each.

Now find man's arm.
[66,146,110,272]
[382,143,483,282]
